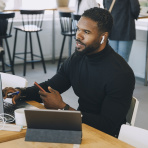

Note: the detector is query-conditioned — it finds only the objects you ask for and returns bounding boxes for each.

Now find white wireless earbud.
[100,36,105,44]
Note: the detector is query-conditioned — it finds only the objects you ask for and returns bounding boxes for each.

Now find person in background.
[103,0,140,62]
[0,0,5,47]
[75,0,99,15]
[0,0,6,57]
[3,7,135,137]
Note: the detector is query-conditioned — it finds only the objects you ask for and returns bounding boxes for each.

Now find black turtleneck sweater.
[23,44,135,137]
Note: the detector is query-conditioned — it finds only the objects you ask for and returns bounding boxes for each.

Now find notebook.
[0,74,37,122]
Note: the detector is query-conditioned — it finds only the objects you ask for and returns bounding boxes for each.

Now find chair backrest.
[126,97,139,126]
[0,72,28,88]
[20,10,44,32]
[59,12,75,35]
[0,12,15,38]
[118,124,148,148]
[71,14,81,33]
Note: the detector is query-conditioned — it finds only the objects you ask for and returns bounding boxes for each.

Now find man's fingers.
[3,95,11,99]
[3,90,13,99]
[48,86,55,93]
[3,87,17,98]
[12,96,16,105]
[3,95,7,99]
[38,91,48,96]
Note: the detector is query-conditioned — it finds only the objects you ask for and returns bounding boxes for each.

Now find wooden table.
[0,124,134,148]
[0,101,134,148]
[0,101,45,143]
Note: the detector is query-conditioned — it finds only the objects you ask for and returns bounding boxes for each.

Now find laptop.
[0,74,37,122]
[25,109,82,144]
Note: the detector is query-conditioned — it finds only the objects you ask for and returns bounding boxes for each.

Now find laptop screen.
[25,109,82,144]
[25,109,82,131]
[0,74,4,115]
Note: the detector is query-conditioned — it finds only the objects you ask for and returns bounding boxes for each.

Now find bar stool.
[0,12,15,74]
[71,14,81,33]
[12,10,46,76]
[57,12,76,71]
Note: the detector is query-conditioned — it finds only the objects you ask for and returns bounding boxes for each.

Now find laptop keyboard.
[4,101,16,116]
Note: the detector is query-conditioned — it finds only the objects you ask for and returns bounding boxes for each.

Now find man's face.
[75,16,101,55]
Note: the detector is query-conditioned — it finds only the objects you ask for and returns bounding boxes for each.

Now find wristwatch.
[63,104,70,110]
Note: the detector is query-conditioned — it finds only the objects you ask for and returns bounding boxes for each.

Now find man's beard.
[75,39,100,56]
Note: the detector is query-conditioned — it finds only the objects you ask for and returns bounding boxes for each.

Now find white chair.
[118,124,148,148]
[126,97,139,126]
[0,72,28,88]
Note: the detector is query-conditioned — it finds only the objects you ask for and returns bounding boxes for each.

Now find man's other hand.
[2,87,21,104]
[39,86,66,109]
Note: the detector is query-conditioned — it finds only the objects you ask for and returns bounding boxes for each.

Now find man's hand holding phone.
[34,82,46,92]
[38,86,66,110]
[34,82,66,109]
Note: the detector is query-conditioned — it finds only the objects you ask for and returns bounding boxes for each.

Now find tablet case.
[25,109,82,144]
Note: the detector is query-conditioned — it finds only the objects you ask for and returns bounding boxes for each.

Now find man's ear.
[100,32,109,44]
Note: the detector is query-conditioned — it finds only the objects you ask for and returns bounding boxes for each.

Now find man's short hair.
[82,7,113,34]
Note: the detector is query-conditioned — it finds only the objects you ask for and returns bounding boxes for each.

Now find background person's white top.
[75,0,99,15]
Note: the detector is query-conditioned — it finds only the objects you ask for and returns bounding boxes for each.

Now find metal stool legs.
[23,32,28,76]
[4,38,14,74]
[57,36,73,72]
[68,36,72,56]
[36,32,46,74]
[13,30,46,76]
[57,36,66,71]
[12,29,17,72]
[29,32,34,69]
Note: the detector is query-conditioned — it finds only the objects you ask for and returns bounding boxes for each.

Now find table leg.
[52,10,55,63]
[144,28,148,86]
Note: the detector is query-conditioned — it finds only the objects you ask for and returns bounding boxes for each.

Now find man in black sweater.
[3,8,135,137]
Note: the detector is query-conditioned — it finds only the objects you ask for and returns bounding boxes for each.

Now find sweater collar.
[86,44,112,60]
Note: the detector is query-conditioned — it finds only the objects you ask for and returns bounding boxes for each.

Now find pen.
[7,91,19,96]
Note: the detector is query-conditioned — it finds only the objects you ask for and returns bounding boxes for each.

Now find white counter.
[128,19,148,84]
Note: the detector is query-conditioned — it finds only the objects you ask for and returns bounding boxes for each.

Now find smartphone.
[34,82,46,92]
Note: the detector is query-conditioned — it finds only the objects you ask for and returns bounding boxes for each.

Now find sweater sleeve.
[23,59,71,102]
[81,71,135,137]
[130,0,140,19]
